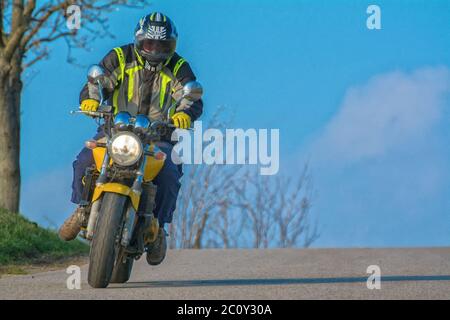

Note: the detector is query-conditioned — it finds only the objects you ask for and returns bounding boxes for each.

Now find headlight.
[109,132,143,166]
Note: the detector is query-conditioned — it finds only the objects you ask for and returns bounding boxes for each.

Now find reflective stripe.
[113,47,125,80]
[169,103,176,117]
[134,48,144,66]
[160,72,172,109]
[161,57,188,112]
[126,65,143,102]
[112,89,119,114]
[173,58,186,77]
[111,47,187,117]
[112,47,126,113]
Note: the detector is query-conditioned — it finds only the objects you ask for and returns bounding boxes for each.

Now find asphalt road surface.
[1,248,450,300]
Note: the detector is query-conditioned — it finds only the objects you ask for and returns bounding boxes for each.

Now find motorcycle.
[72,65,203,288]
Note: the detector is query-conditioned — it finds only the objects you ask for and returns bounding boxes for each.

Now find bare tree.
[275,165,319,248]
[169,108,319,249]
[0,0,150,212]
[171,164,319,249]
[237,166,319,248]
[208,197,247,249]
[169,163,243,249]
[169,108,244,249]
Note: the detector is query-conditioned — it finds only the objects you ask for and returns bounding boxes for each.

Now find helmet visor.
[142,39,174,54]
[138,39,176,56]
[137,39,176,64]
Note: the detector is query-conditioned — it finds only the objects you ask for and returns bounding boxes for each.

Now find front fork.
[82,148,158,252]
[96,152,110,186]
[131,153,147,195]
[121,181,157,255]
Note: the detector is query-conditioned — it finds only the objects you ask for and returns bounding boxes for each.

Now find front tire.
[88,193,127,288]
[110,251,134,284]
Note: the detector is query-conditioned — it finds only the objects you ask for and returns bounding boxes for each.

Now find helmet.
[134,12,178,66]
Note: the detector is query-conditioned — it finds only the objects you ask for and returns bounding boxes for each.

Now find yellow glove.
[171,112,191,129]
[80,99,100,112]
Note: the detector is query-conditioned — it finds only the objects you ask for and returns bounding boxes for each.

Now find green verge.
[0,208,88,266]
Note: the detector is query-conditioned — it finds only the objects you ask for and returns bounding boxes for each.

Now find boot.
[58,207,86,241]
[146,228,167,266]
[144,217,159,245]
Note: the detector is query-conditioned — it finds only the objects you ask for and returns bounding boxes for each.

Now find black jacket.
[80,44,203,122]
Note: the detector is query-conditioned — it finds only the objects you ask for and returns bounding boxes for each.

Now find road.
[1,248,450,299]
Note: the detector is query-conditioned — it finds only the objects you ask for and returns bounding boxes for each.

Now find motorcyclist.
[58,12,203,266]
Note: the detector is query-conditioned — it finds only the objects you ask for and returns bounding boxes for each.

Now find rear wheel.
[87,193,127,288]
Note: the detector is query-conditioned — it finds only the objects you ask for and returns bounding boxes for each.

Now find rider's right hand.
[80,99,100,112]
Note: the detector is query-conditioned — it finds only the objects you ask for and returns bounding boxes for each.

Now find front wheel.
[110,250,134,284]
[88,192,127,288]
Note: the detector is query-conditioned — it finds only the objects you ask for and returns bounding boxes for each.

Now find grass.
[0,265,28,275]
[0,208,89,268]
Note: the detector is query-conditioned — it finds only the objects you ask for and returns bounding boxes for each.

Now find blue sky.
[20,0,450,247]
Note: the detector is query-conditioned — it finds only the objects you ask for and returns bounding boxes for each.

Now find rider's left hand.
[171,112,191,129]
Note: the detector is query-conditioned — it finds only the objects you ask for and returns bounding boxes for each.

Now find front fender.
[92,183,140,211]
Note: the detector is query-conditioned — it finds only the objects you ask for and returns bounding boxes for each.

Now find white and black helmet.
[134,12,178,66]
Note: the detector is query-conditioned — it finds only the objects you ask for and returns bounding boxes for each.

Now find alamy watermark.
[171,121,280,176]
[66,265,81,290]
[66,5,81,30]
[366,265,381,290]
[366,5,382,30]
[66,4,382,32]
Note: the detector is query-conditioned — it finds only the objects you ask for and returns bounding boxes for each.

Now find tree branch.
[22,46,47,68]
[23,0,35,21]
[2,0,24,62]
[20,1,65,50]
[17,0,151,67]
[26,30,74,51]
[3,23,25,61]
[11,0,23,31]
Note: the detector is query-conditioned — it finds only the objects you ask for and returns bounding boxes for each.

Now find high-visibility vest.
[111,46,186,118]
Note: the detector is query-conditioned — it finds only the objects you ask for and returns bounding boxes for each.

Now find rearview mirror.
[182,81,203,102]
[87,64,105,84]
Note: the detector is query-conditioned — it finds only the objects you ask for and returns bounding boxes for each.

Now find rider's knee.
[74,148,94,170]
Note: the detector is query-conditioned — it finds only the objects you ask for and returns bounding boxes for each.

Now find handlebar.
[70,110,110,118]
[70,104,113,118]
[70,109,192,132]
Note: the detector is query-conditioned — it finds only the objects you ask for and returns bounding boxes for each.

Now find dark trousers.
[71,129,182,227]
